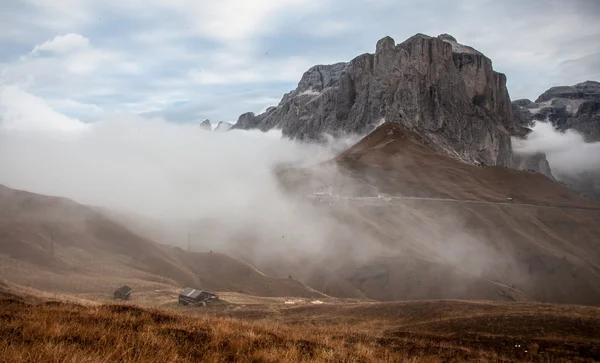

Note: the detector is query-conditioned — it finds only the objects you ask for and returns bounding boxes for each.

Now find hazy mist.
[512,121,600,175]
[0,84,375,260]
[0,84,516,292]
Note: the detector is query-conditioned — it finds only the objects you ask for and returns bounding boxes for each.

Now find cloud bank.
[0,85,367,261]
[0,86,356,218]
[0,85,508,280]
[512,121,600,175]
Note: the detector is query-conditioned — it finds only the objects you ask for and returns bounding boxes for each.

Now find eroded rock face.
[233,33,517,166]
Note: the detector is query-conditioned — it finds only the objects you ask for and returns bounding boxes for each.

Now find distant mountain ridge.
[513,81,600,142]
[513,80,600,201]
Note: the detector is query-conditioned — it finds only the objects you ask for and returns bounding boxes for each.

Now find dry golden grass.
[2,293,600,363]
[0,298,406,363]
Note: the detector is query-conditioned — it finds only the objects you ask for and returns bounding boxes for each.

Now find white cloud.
[0,98,364,258]
[188,57,316,85]
[155,0,321,43]
[24,0,90,17]
[304,21,351,37]
[555,53,600,86]
[131,28,191,45]
[188,69,258,85]
[64,48,136,75]
[0,33,142,110]
[0,85,88,132]
[1,0,599,123]
[20,0,93,31]
[513,121,600,174]
[31,33,90,55]
[47,98,105,120]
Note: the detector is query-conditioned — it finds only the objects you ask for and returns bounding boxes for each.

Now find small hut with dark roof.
[178,287,218,306]
[114,285,132,300]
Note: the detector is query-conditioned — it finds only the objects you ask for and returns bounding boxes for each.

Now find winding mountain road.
[307,194,600,212]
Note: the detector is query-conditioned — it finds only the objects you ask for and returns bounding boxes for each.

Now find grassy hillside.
[274,123,600,305]
[1,288,599,362]
[0,184,322,299]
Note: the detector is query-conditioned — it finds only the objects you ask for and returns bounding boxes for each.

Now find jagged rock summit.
[199,119,212,131]
[214,121,233,132]
[233,33,516,167]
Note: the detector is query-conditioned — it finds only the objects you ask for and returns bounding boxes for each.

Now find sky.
[1,0,599,125]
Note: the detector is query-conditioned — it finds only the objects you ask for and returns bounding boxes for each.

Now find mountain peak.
[437,33,457,42]
[199,119,212,131]
[233,32,514,167]
[375,36,396,52]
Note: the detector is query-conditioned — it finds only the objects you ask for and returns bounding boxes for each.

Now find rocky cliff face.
[512,81,600,200]
[233,33,517,167]
[512,152,553,179]
[518,81,600,142]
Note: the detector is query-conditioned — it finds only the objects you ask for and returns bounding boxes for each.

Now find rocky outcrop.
[512,81,600,201]
[513,152,553,179]
[233,33,517,167]
[517,81,600,142]
[512,100,535,128]
[214,121,232,132]
[200,119,212,131]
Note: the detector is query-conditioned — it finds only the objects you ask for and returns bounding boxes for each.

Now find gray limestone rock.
[513,104,534,129]
[536,81,600,103]
[234,33,516,167]
[513,99,536,108]
[529,81,600,142]
[512,152,553,179]
[512,81,600,200]
[199,119,212,131]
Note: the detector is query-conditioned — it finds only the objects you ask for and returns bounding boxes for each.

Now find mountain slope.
[0,184,323,298]
[276,123,600,305]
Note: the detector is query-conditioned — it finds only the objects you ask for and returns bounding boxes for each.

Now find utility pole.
[49,226,55,258]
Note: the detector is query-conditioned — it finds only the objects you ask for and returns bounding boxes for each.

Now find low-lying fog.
[512,121,600,175]
[0,84,535,287]
[0,84,367,259]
